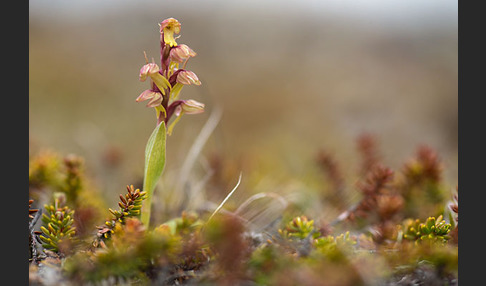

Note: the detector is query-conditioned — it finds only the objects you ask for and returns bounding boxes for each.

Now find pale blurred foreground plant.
[136,18,204,226]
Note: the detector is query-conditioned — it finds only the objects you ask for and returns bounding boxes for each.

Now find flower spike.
[137,18,204,132]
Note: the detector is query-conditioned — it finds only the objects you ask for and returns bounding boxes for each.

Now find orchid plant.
[136,18,204,226]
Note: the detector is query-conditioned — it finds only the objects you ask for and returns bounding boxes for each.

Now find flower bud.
[136,89,163,107]
[176,70,201,86]
[179,99,205,115]
[159,18,181,47]
[169,44,196,63]
[139,63,160,82]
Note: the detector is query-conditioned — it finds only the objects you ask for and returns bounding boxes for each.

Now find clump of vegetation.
[38,193,76,254]
[29,17,458,285]
[279,215,320,240]
[93,185,147,248]
[401,215,452,244]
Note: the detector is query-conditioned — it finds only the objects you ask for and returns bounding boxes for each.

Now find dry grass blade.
[177,107,223,208]
[207,172,242,223]
[235,192,288,233]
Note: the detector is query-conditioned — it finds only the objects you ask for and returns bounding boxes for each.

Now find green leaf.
[426,217,436,230]
[141,122,167,226]
[170,82,184,101]
[150,73,171,95]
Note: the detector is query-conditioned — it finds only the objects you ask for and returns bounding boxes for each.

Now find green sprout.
[313,231,357,254]
[279,215,320,240]
[39,193,76,253]
[93,185,147,248]
[402,215,451,243]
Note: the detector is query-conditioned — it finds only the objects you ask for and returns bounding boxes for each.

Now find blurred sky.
[29,0,458,203]
[30,0,457,22]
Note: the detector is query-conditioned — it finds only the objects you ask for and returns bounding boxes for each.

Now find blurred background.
[29,0,457,210]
